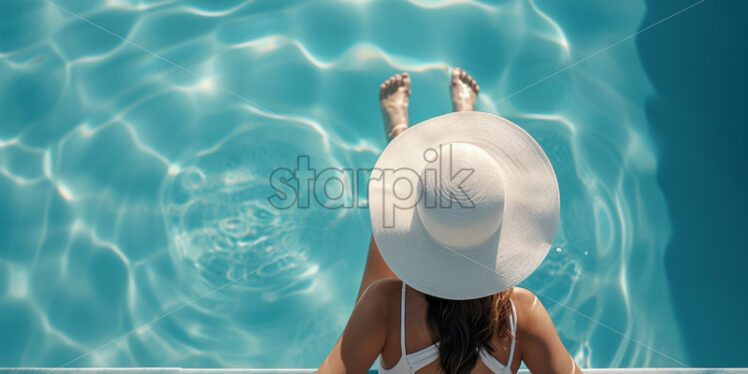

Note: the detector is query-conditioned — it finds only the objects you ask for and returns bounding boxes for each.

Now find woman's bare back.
[378,279,522,374]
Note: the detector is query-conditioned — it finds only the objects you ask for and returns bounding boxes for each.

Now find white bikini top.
[379,283,518,374]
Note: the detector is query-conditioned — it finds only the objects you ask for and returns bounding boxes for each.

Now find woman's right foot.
[379,73,410,140]
[450,67,479,112]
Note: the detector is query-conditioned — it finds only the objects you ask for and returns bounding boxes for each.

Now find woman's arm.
[356,236,397,300]
[513,288,583,374]
[319,279,395,373]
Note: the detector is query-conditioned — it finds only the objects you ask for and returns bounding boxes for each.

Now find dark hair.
[424,289,514,374]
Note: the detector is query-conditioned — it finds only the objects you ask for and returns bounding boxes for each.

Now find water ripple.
[0,0,683,368]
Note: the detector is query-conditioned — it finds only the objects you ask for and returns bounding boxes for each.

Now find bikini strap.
[401,282,440,372]
[506,301,518,371]
[479,301,519,374]
[400,282,407,358]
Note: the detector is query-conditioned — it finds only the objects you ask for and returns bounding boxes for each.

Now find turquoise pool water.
[0,0,729,369]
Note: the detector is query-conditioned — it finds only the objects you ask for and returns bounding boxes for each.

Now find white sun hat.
[368,111,560,300]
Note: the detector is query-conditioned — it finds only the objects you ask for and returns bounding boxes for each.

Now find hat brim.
[369,111,560,300]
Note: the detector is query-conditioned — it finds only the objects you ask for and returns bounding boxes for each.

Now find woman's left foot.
[451,67,479,112]
[379,73,411,140]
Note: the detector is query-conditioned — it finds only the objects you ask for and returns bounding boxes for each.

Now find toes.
[380,79,390,97]
[449,68,480,94]
[381,73,412,98]
[463,71,479,93]
[390,76,399,93]
[394,74,405,92]
[381,73,409,97]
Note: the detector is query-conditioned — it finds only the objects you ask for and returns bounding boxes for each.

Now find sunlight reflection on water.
[0,0,683,368]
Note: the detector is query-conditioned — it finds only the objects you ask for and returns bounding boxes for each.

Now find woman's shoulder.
[506,289,582,373]
[509,287,557,337]
[355,278,403,331]
[359,278,403,306]
[509,287,542,328]
[509,286,537,307]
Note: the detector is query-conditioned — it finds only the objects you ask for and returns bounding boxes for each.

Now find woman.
[319,69,582,374]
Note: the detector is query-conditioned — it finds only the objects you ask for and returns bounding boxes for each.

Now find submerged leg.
[356,73,412,300]
[357,237,397,300]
